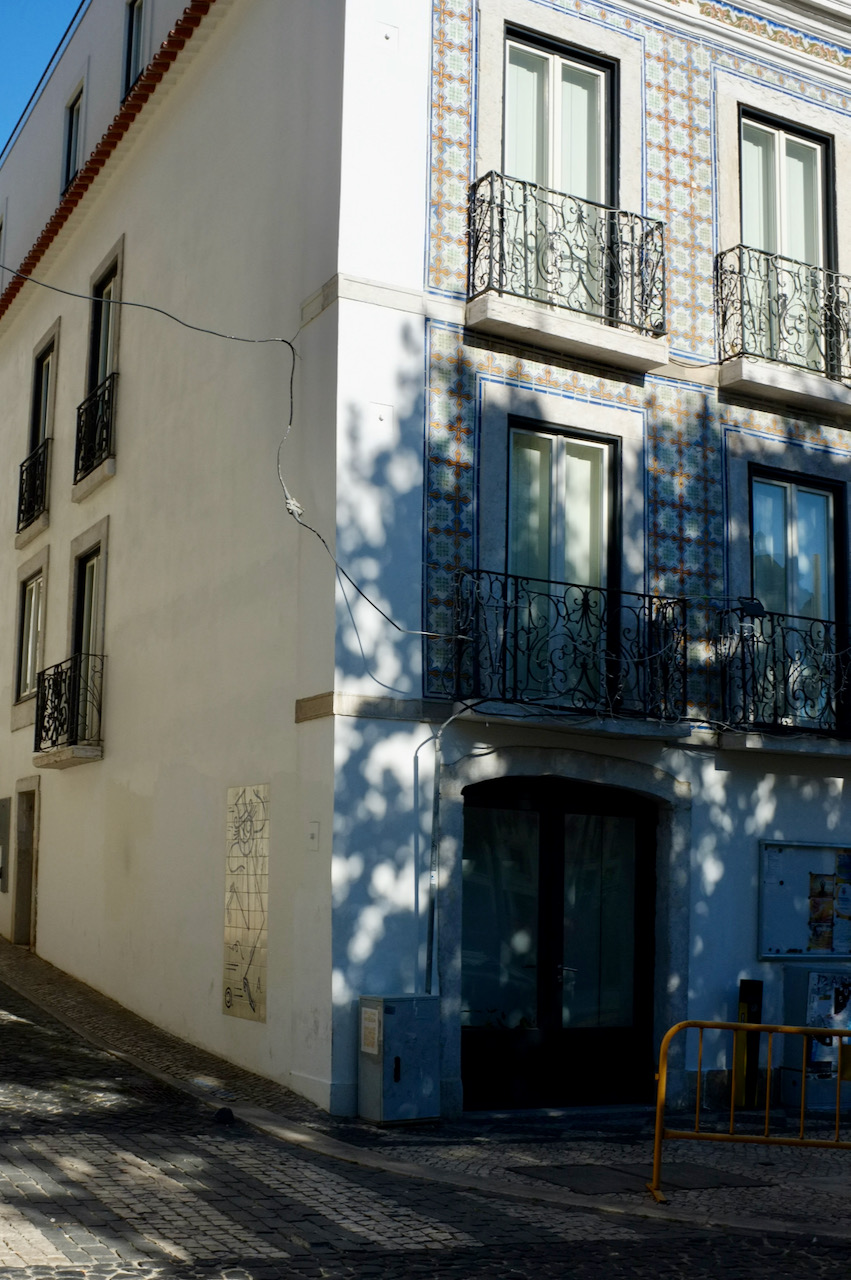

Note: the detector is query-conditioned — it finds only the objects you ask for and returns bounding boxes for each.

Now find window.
[505,39,610,205]
[73,546,102,744]
[64,89,83,190]
[75,260,119,485]
[33,522,106,760]
[12,546,48,731]
[123,0,145,98]
[733,472,845,732]
[752,476,834,623]
[89,265,118,392]
[741,118,826,270]
[17,574,43,701]
[734,114,834,374]
[508,427,610,589]
[465,8,665,363]
[506,426,613,702]
[30,345,53,453]
[502,38,613,315]
[17,330,58,537]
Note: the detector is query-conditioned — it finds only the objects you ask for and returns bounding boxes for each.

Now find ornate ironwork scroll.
[75,371,118,483]
[719,606,848,735]
[716,245,851,380]
[17,438,50,532]
[453,570,686,720]
[468,171,667,336]
[35,653,104,752]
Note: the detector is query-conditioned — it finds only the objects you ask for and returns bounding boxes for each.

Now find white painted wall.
[0,0,347,1106]
[0,0,194,285]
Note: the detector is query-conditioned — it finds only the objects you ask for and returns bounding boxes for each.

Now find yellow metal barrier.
[648,1020,851,1202]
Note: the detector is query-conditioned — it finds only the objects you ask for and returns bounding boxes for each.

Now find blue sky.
[0,1,86,151]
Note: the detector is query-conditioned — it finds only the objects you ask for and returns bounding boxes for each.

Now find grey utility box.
[358,995,441,1123]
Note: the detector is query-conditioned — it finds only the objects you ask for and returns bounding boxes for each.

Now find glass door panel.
[461,807,540,1030]
[784,137,821,266]
[509,432,552,581]
[741,123,777,253]
[796,488,832,621]
[752,479,788,613]
[75,549,101,742]
[505,46,548,185]
[562,814,636,1029]
[557,61,605,314]
[559,63,603,204]
[560,440,606,588]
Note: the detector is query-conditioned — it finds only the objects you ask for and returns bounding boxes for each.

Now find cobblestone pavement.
[0,941,849,1277]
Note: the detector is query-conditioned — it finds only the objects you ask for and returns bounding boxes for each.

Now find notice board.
[759,842,851,960]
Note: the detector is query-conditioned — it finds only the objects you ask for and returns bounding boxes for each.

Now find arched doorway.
[461,776,657,1109]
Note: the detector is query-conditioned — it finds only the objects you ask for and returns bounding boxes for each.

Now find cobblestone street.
[0,951,849,1278]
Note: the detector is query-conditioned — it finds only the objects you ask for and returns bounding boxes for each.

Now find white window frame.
[18,576,44,701]
[30,344,54,453]
[123,0,146,99]
[12,547,49,731]
[63,87,84,191]
[67,518,109,661]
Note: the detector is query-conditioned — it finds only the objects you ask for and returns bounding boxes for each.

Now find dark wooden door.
[461,777,657,1109]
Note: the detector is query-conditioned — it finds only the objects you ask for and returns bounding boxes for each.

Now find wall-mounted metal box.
[358,995,441,1123]
[781,965,851,1109]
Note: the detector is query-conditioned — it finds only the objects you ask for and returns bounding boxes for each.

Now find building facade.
[0,0,849,1116]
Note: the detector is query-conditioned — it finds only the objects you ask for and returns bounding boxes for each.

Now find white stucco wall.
[0,0,347,1107]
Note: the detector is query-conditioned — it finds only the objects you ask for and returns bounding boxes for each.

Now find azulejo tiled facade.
[423,0,851,719]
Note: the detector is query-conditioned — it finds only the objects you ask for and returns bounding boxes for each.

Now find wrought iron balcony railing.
[468,171,667,336]
[718,606,849,736]
[35,653,104,753]
[453,570,687,720]
[716,245,851,381]
[75,371,118,483]
[17,438,50,533]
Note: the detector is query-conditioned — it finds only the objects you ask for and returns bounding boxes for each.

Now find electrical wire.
[1,261,297,350]
[2,258,469,647]
[7,266,842,731]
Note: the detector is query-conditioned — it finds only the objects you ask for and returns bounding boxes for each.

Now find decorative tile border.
[426,0,475,295]
[700,2,851,73]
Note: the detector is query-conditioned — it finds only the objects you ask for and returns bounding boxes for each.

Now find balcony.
[16,438,50,537]
[466,172,668,371]
[453,570,687,722]
[34,653,105,768]
[75,372,118,486]
[718,604,849,737]
[716,246,851,415]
